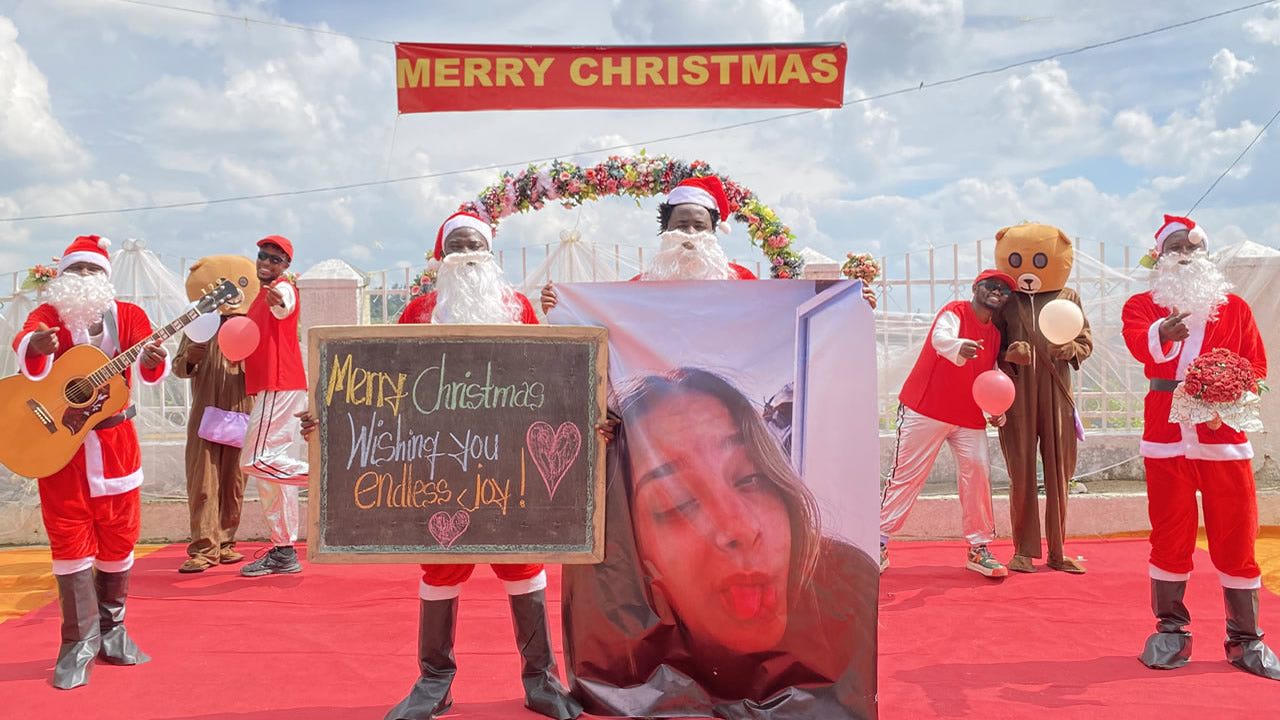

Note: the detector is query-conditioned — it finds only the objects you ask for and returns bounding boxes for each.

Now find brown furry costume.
[174,256,259,572]
[992,224,1092,573]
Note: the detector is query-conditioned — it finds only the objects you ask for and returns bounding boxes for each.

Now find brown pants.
[186,439,247,561]
[998,376,1076,561]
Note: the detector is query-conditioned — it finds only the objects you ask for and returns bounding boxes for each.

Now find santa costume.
[385,212,580,720]
[238,235,309,577]
[12,235,169,689]
[1121,215,1278,679]
[880,270,1013,577]
[635,176,757,281]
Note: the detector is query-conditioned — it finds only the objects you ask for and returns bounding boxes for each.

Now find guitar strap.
[101,307,130,389]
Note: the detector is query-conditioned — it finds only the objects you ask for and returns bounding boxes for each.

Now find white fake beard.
[642,229,732,281]
[45,271,115,338]
[432,251,522,325]
[1151,250,1230,323]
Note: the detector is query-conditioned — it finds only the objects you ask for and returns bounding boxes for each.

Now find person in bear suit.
[993,223,1092,574]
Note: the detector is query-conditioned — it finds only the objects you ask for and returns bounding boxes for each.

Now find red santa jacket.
[398,290,539,325]
[628,262,757,281]
[243,279,307,395]
[12,301,169,492]
[899,300,1002,429]
[1121,291,1267,461]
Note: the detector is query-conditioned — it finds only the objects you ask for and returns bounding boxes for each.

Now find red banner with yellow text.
[394,43,847,113]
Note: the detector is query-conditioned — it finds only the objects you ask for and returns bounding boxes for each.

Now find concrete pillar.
[296,259,365,356]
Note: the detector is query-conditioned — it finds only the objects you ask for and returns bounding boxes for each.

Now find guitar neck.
[86,308,201,387]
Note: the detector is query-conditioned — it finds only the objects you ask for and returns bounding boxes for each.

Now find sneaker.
[966,545,1008,578]
[879,543,889,574]
[240,547,302,577]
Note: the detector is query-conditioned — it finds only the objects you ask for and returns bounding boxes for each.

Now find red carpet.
[1,538,1278,719]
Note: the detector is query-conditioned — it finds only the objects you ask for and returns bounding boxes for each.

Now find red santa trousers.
[40,462,141,573]
[1145,456,1260,585]
[418,563,546,599]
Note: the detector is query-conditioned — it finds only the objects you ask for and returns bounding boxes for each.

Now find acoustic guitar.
[0,279,240,479]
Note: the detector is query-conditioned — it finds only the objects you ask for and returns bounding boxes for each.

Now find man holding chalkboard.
[238,235,309,578]
[371,212,580,720]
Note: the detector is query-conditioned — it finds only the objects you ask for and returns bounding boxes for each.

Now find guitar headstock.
[195,279,240,315]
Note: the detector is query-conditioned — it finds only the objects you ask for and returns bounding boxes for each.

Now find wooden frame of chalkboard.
[306,324,608,564]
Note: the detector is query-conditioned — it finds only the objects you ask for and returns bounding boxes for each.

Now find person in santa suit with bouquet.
[1121,215,1276,680]
[302,212,582,720]
[539,175,878,311]
[12,235,170,689]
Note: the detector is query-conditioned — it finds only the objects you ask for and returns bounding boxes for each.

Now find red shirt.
[398,290,539,325]
[243,280,307,395]
[898,300,1002,429]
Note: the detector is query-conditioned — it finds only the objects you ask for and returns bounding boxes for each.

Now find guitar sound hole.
[65,378,96,405]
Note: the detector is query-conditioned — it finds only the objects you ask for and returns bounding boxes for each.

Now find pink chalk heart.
[428,510,470,549]
[526,421,583,501]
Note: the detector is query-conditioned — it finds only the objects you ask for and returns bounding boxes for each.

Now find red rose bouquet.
[1170,348,1268,431]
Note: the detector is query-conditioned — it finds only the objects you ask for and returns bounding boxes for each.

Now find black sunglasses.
[258,250,287,265]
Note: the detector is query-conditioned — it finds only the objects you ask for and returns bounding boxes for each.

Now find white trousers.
[880,407,996,546]
[241,389,308,547]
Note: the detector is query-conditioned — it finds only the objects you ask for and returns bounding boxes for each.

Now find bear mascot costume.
[993,223,1092,574]
[173,255,259,573]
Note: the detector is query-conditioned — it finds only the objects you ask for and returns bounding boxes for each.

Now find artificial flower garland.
[409,153,805,296]
[841,252,880,285]
[21,259,59,290]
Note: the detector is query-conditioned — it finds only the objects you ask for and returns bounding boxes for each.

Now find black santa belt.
[1150,378,1181,392]
[93,405,138,431]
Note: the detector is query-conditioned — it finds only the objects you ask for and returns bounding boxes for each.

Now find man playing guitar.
[12,235,169,690]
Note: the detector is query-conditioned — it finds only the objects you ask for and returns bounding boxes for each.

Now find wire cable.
[1186,101,1280,214]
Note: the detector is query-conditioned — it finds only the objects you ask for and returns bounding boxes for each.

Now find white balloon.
[1039,298,1084,345]
[184,308,221,343]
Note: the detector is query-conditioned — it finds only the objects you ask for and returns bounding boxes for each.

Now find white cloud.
[610,0,805,42]
[1200,48,1256,114]
[988,60,1108,156]
[814,0,964,83]
[0,16,90,177]
[1243,6,1280,45]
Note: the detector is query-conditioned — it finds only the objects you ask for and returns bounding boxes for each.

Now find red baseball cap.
[257,235,293,261]
[973,269,1016,290]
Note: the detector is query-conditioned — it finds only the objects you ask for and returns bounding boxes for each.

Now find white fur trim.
[1174,324,1205,380]
[1155,221,1191,246]
[1140,440,1186,459]
[137,350,171,387]
[52,556,95,575]
[97,237,111,250]
[57,250,111,276]
[441,215,493,243]
[1140,436,1253,461]
[1188,227,1207,245]
[1219,572,1262,590]
[716,220,731,235]
[1149,564,1191,582]
[1146,320,1181,364]
[84,430,145,497]
[418,579,463,601]
[503,569,547,596]
[667,185,717,212]
[15,332,52,381]
[94,553,134,573]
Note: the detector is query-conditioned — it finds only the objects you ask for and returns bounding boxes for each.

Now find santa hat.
[666,176,732,234]
[433,211,493,260]
[1153,214,1207,254]
[57,235,112,276]
[973,268,1016,290]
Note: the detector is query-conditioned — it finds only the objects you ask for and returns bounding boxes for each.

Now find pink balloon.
[218,316,260,362]
[972,369,1016,416]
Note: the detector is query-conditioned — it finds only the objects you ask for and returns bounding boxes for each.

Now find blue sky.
[1,0,1278,280]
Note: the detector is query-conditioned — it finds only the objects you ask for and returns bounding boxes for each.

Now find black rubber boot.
[95,568,150,666]
[383,598,458,719]
[1223,587,1280,680]
[509,589,583,720]
[1139,579,1193,669]
[52,569,100,690]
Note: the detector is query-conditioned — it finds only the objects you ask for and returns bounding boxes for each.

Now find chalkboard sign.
[306,324,608,564]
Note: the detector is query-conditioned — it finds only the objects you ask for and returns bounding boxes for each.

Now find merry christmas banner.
[549,279,880,720]
[394,43,847,112]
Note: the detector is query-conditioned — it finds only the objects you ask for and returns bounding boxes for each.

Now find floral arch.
[410,153,806,296]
